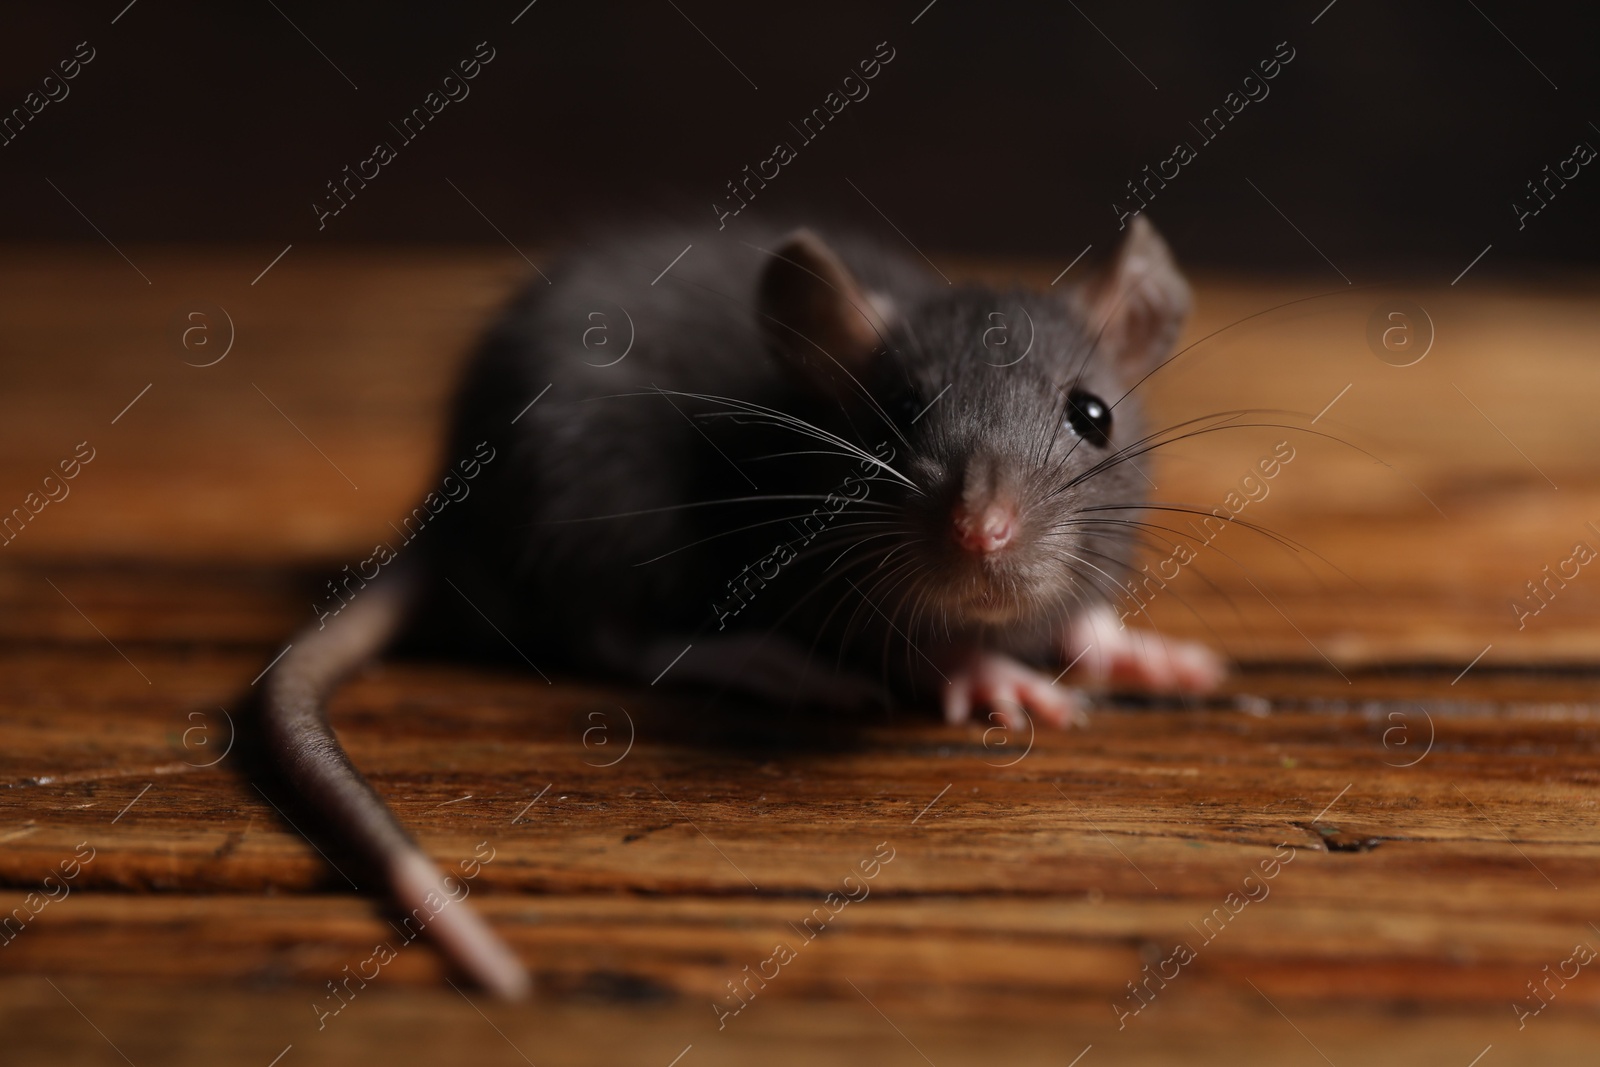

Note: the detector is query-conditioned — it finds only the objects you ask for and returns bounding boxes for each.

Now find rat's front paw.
[942,649,1086,731]
[1063,605,1225,693]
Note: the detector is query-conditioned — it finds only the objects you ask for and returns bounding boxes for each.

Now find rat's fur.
[260,217,1195,998]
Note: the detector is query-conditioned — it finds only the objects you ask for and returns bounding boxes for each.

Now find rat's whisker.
[884,562,934,685]
[661,389,894,469]
[631,511,897,567]
[754,307,912,455]
[536,493,869,526]
[1056,507,1347,614]
[675,251,912,453]
[693,405,922,495]
[1031,407,1251,502]
[1063,417,1405,506]
[1069,542,1231,653]
[1110,282,1387,412]
[1076,503,1366,592]
[1060,521,1279,649]
[1035,409,1257,502]
[839,555,923,652]
[817,529,906,572]
[828,561,915,663]
[744,448,899,464]
[1059,505,1305,556]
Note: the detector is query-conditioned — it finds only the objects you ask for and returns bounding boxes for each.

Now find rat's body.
[261,218,1222,999]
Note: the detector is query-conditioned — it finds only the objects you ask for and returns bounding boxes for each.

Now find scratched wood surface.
[2,249,1600,1066]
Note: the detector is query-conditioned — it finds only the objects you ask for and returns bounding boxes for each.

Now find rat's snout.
[951,498,1017,555]
[950,455,1020,556]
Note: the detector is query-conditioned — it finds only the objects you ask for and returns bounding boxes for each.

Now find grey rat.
[260,216,1223,1000]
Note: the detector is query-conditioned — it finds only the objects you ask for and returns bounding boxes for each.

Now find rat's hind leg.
[1062,604,1225,693]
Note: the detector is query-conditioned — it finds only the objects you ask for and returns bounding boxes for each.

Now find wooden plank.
[10,974,1594,1067]
[4,254,1600,1063]
[5,645,1600,888]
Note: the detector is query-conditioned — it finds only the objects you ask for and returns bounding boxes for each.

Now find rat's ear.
[1082,216,1190,375]
[758,230,891,394]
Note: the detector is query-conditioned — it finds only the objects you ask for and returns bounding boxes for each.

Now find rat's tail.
[259,563,530,1000]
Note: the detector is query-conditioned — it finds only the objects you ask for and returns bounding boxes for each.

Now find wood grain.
[3,251,1599,1064]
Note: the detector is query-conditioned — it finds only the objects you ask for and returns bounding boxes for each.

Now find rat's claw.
[943,650,1087,730]
[1012,669,1089,729]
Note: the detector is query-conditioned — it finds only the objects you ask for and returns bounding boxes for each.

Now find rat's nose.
[952,500,1017,555]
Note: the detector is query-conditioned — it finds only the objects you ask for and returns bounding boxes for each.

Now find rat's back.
[416,224,934,672]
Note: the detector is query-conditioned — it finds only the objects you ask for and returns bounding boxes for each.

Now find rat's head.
[757,218,1190,628]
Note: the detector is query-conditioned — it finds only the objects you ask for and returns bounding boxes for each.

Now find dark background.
[0,1,1595,276]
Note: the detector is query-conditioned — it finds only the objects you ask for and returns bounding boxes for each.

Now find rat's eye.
[1065,389,1112,447]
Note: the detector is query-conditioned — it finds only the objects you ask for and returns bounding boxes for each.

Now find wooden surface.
[4,249,1600,1065]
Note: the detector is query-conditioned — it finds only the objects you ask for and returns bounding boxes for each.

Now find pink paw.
[942,650,1087,731]
[1064,605,1225,693]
